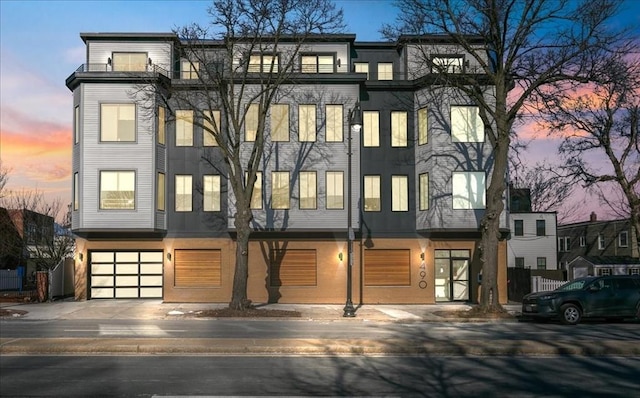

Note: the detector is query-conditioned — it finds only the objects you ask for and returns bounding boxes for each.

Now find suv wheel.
[560,303,582,325]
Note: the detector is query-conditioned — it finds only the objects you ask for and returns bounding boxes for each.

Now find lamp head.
[350,102,362,130]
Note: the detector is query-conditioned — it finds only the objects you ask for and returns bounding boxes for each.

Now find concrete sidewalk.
[0,299,522,322]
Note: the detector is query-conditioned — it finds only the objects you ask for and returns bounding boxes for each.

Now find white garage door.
[90,251,163,299]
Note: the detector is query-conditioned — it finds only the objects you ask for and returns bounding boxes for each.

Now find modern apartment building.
[65,32,508,304]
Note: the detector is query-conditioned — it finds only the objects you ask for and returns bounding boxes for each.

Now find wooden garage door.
[174,249,222,287]
[270,249,317,286]
[364,249,411,286]
[90,251,163,299]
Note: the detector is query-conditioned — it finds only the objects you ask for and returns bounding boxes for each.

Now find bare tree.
[141,0,344,310]
[383,0,625,311]
[0,161,9,199]
[540,54,640,246]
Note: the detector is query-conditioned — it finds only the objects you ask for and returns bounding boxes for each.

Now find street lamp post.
[344,102,362,318]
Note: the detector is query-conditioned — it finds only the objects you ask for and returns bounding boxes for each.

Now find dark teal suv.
[522,275,640,325]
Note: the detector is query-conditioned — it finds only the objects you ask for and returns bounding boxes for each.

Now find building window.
[100,171,135,210]
[175,175,192,212]
[452,172,485,209]
[203,110,221,146]
[558,237,571,252]
[157,172,165,212]
[325,105,343,142]
[245,104,259,142]
[431,56,464,73]
[249,54,278,73]
[629,268,640,275]
[73,172,79,211]
[419,173,429,210]
[326,171,343,209]
[391,111,408,147]
[271,171,290,209]
[391,175,408,212]
[619,231,629,247]
[598,234,605,250]
[270,104,289,142]
[299,171,317,209]
[363,111,379,147]
[580,236,586,247]
[74,106,80,144]
[157,106,166,145]
[451,106,484,142]
[364,175,381,211]
[565,237,571,251]
[597,267,612,276]
[301,54,334,73]
[536,257,547,270]
[418,107,428,145]
[515,257,525,268]
[514,220,523,236]
[112,52,147,72]
[377,62,393,80]
[354,62,369,79]
[203,175,221,212]
[536,220,546,236]
[181,60,199,79]
[299,105,316,142]
[100,104,135,142]
[175,110,193,146]
[246,171,262,210]
[558,237,565,252]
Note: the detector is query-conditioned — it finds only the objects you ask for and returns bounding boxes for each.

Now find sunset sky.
[1,0,639,223]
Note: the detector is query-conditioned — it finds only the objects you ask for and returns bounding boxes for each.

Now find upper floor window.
[157,172,165,212]
[514,220,523,236]
[100,170,135,210]
[579,236,586,247]
[245,104,259,142]
[246,171,263,210]
[299,171,317,209]
[363,111,379,147]
[299,104,316,142]
[74,106,80,144]
[377,62,393,80]
[419,173,429,210]
[101,103,135,142]
[452,172,485,209]
[431,56,464,73]
[364,175,381,211]
[558,237,570,252]
[270,104,289,142]
[391,175,408,212]
[451,106,484,142]
[175,175,193,212]
[301,54,334,73]
[325,105,343,142]
[536,220,546,236]
[157,106,166,145]
[271,171,290,209]
[354,62,369,79]
[203,175,221,212]
[181,60,199,79]
[175,110,193,146]
[598,234,605,250]
[73,172,79,211]
[619,231,629,247]
[203,110,221,146]
[326,171,344,209]
[112,52,147,72]
[391,111,407,147]
[249,54,278,73]
[418,107,428,145]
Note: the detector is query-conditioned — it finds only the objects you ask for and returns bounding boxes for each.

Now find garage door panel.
[140,252,163,262]
[116,252,139,262]
[92,264,114,274]
[141,263,162,274]
[91,276,114,287]
[91,288,114,298]
[140,287,163,298]
[115,288,139,298]
[116,275,139,286]
[364,249,411,286]
[141,275,163,286]
[116,263,138,274]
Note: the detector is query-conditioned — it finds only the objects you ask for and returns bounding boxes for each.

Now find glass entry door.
[434,250,470,302]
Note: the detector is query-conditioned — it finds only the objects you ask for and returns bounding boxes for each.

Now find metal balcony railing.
[73,63,170,78]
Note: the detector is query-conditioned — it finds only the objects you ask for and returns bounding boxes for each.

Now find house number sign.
[418,260,427,289]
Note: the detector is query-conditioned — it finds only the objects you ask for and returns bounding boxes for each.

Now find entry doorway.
[434,249,470,302]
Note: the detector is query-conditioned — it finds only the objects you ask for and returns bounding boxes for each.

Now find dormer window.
[248,54,279,73]
[112,52,147,72]
[181,60,199,79]
[301,54,334,73]
[431,56,464,73]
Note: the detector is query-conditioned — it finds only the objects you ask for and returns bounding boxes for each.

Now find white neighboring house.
[508,212,558,270]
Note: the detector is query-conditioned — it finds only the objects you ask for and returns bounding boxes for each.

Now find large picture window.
[271,171,290,209]
[175,110,193,146]
[391,111,407,147]
[101,104,135,142]
[270,104,289,142]
[301,54,334,73]
[299,105,316,142]
[391,175,408,211]
[249,54,278,73]
[326,171,343,209]
[203,175,221,211]
[363,111,379,147]
[452,172,485,209]
[299,171,317,209]
[364,175,381,211]
[451,106,484,142]
[325,105,343,142]
[175,175,192,212]
[100,171,135,210]
[112,52,147,72]
[181,60,199,79]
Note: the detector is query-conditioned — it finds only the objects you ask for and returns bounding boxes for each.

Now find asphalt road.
[2,355,639,397]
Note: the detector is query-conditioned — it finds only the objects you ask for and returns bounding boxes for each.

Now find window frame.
[325,104,343,142]
[363,111,380,147]
[431,55,464,73]
[536,219,546,236]
[579,236,586,247]
[112,52,147,72]
[377,62,393,80]
[181,60,199,79]
[74,105,80,144]
[248,53,279,73]
[246,171,263,210]
[100,103,136,142]
[245,104,259,142]
[271,171,290,210]
[270,104,289,142]
[391,111,408,147]
[619,231,629,247]
[363,175,381,212]
[598,234,605,250]
[175,110,194,146]
[419,172,429,211]
[451,105,484,143]
[391,175,408,212]
[73,172,79,211]
[203,110,221,146]
[354,62,369,79]
[157,172,165,212]
[326,171,344,210]
[515,257,525,268]
[175,175,193,212]
[299,171,317,210]
[514,220,524,236]
[452,171,486,209]
[99,170,136,210]
[298,104,317,142]
[203,175,221,212]
[536,257,547,270]
[301,54,335,73]
[157,106,166,146]
[418,107,428,145]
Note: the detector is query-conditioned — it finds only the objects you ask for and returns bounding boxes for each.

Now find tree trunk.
[229,208,252,310]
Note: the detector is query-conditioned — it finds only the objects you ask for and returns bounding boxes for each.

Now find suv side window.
[614,278,637,290]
